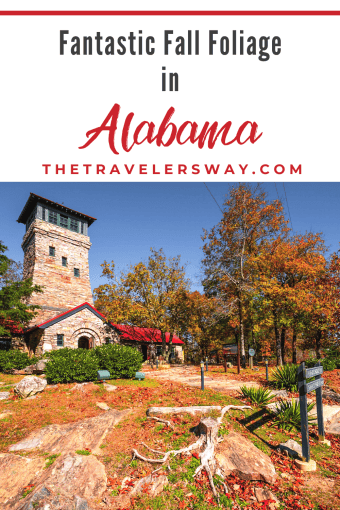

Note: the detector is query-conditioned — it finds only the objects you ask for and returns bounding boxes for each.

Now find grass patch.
[44,453,60,468]
[75,449,91,456]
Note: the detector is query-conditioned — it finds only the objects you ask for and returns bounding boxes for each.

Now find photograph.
[1,181,340,509]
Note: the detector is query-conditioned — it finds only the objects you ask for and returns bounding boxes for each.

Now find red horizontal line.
[0,11,340,16]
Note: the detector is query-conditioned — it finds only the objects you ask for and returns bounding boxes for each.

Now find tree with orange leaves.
[184,291,228,360]
[94,248,191,361]
[253,232,330,364]
[301,248,340,358]
[201,184,289,361]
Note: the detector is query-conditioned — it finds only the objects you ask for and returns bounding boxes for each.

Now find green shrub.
[305,357,337,371]
[0,350,38,373]
[305,358,318,368]
[322,358,337,371]
[273,398,316,432]
[44,343,143,384]
[94,343,143,379]
[271,364,298,392]
[239,385,275,407]
[44,347,99,384]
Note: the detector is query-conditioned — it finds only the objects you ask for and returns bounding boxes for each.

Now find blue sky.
[1,182,340,294]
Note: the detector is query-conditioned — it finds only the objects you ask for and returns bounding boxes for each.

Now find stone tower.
[17,193,96,326]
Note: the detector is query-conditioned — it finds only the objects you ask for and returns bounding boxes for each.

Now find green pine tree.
[0,241,42,336]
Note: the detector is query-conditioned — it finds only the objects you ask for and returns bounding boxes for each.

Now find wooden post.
[200,361,204,391]
[265,359,269,381]
[223,354,227,373]
[206,357,208,372]
[298,362,310,462]
[315,361,325,441]
[237,348,240,375]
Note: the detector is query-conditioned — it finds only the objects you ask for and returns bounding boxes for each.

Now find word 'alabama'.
[79,104,262,155]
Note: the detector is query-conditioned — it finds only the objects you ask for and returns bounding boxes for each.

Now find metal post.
[298,362,310,462]
[249,356,253,369]
[200,361,204,391]
[265,359,269,381]
[206,357,208,372]
[315,361,325,441]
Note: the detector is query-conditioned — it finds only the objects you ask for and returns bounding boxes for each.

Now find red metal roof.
[110,324,184,345]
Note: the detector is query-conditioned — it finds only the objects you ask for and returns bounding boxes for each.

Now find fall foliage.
[94,184,340,365]
[94,248,191,361]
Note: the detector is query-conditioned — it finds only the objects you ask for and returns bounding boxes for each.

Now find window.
[156,345,162,356]
[74,268,80,277]
[49,211,58,225]
[80,222,85,235]
[70,219,78,232]
[62,257,67,267]
[49,246,55,257]
[57,334,64,347]
[60,215,68,229]
[42,208,46,221]
[26,209,36,230]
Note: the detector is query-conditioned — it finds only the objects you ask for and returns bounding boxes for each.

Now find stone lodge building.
[17,193,184,360]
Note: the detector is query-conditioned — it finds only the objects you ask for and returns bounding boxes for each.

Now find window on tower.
[70,219,78,233]
[49,211,58,225]
[62,257,67,267]
[74,268,80,277]
[49,246,55,257]
[60,215,68,229]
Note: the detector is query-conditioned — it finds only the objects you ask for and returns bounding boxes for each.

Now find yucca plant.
[239,385,275,407]
[273,399,316,432]
[271,364,298,392]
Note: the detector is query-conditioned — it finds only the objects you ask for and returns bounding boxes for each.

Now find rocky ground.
[0,366,340,509]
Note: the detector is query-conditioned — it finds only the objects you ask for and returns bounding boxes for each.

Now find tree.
[94,248,191,360]
[253,232,328,365]
[184,291,227,361]
[202,184,288,361]
[301,249,340,359]
[0,241,41,336]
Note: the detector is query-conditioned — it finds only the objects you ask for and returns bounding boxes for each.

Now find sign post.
[200,361,204,391]
[249,348,255,369]
[296,361,328,470]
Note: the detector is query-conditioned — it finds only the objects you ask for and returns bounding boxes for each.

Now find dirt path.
[146,365,260,392]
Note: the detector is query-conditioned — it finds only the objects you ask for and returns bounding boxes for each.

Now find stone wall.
[22,219,93,326]
[27,308,119,355]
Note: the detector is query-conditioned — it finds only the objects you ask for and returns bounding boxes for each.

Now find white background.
[0,4,339,182]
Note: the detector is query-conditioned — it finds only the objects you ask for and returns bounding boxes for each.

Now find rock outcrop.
[3,454,106,509]
[216,432,277,484]
[14,376,47,398]
[9,408,131,455]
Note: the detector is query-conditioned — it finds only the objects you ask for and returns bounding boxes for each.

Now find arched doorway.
[78,336,90,349]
